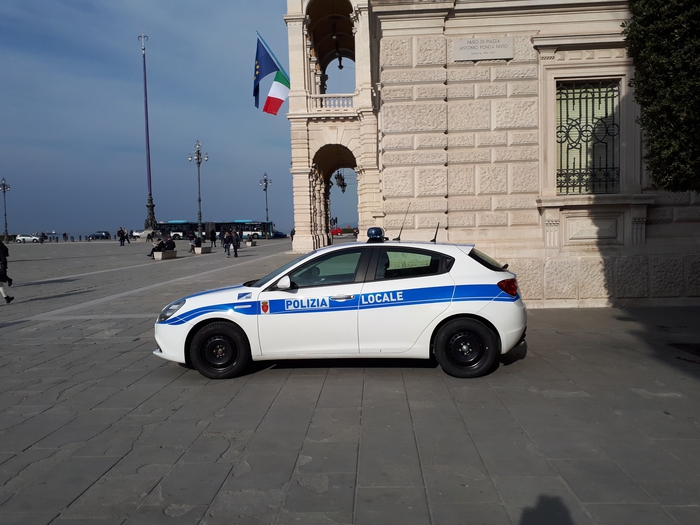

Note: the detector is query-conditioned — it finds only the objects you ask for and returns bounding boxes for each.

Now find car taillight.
[497,278,518,297]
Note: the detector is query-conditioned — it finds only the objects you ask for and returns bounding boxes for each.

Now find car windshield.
[248,252,315,288]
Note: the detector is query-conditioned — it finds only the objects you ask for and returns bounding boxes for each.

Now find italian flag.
[262,69,290,115]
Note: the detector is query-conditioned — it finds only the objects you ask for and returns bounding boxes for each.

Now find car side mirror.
[276,275,292,290]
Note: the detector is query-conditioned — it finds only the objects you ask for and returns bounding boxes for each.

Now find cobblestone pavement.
[1,239,699,525]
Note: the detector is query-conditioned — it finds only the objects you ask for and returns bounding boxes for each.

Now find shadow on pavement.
[519,495,574,525]
[615,306,700,381]
[248,356,440,374]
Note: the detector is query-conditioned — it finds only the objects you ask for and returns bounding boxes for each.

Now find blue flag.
[254,37,279,108]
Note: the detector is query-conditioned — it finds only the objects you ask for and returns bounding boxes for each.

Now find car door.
[358,247,455,353]
[257,248,369,356]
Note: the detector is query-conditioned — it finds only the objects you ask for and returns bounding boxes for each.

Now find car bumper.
[153,322,189,364]
[479,298,527,353]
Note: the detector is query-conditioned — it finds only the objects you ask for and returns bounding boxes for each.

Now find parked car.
[15,234,40,243]
[89,231,111,240]
[331,227,343,236]
[272,230,288,238]
[153,231,527,380]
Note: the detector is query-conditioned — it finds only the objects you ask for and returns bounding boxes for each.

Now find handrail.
[308,94,354,111]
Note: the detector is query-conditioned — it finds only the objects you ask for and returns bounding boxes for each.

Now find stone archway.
[308,144,357,248]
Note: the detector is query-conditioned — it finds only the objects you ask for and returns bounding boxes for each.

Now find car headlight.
[158,299,186,322]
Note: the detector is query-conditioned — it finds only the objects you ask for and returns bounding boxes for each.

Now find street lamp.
[188,140,208,237]
[139,32,158,230]
[260,173,272,222]
[0,177,9,241]
[334,170,347,193]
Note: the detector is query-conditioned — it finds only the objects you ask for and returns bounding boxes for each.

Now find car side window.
[374,249,448,280]
[290,251,363,288]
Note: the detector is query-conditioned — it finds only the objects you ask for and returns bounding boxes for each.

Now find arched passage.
[305,0,356,95]
[309,144,358,247]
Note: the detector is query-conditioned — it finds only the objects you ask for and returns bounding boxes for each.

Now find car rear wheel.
[189,322,250,379]
[434,319,498,378]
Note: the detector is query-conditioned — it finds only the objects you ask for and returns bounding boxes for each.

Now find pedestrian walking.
[290,228,295,241]
[210,229,217,248]
[0,240,15,304]
[224,230,233,258]
[232,230,240,258]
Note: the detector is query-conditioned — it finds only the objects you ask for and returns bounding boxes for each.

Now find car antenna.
[393,203,411,241]
[430,222,440,243]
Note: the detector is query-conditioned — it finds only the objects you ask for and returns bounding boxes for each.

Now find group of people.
[117,227,131,246]
[0,240,14,304]
[222,229,240,258]
[183,229,243,257]
[147,236,176,258]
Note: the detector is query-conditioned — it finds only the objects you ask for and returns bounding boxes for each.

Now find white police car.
[153,231,526,379]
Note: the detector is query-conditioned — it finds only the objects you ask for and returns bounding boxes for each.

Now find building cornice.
[532,32,626,52]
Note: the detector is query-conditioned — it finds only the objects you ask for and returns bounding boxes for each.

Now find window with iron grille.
[556,80,620,194]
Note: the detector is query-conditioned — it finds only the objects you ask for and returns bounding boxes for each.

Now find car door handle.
[331,294,355,301]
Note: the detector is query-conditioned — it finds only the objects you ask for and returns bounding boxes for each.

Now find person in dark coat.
[147,238,165,258]
[210,229,217,248]
[232,231,240,258]
[0,240,15,304]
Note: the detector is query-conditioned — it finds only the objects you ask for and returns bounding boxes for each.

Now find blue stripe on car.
[159,283,517,325]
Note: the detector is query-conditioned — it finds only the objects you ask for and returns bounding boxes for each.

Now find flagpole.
[256,31,289,79]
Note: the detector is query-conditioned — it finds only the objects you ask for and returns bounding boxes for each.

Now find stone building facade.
[284,0,700,307]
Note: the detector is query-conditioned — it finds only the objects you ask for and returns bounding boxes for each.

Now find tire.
[252,233,259,239]
[189,322,250,379]
[32,239,38,243]
[434,318,498,378]
[173,234,181,240]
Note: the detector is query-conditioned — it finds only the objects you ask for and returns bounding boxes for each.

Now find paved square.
[1,240,699,524]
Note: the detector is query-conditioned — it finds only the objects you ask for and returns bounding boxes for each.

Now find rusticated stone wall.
[371,4,700,307]
[508,254,700,308]
[379,32,541,247]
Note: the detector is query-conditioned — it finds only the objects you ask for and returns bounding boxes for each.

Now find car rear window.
[375,249,453,280]
[468,248,508,272]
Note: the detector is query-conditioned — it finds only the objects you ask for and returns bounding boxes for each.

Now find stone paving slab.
[0,240,699,524]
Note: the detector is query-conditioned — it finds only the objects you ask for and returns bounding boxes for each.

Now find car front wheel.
[434,319,498,378]
[189,322,250,379]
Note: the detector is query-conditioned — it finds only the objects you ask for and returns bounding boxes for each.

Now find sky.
[0,0,358,237]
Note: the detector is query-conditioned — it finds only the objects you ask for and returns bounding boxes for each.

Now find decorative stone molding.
[532,33,626,54]
[631,217,646,246]
[545,219,559,248]
[537,194,654,250]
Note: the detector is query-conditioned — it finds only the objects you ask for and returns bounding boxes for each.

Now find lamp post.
[1,177,9,241]
[260,172,272,222]
[188,140,208,237]
[139,32,158,230]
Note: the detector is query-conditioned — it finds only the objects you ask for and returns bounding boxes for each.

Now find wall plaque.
[454,37,514,61]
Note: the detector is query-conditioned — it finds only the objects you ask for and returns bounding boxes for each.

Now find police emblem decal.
[261,301,269,314]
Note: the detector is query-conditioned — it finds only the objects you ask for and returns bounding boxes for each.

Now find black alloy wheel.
[189,322,250,379]
[434,319,498,378]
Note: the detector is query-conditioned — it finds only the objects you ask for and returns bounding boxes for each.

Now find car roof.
[314,240,475,256]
